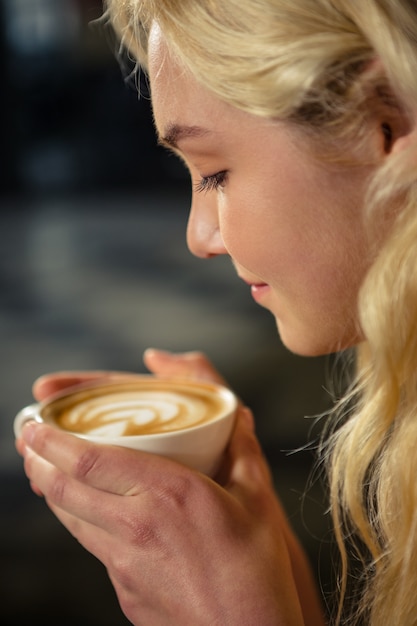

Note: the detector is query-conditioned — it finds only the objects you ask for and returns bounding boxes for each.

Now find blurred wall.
[1,0,186,196]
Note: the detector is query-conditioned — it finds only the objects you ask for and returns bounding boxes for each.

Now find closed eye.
[194,171,228,194]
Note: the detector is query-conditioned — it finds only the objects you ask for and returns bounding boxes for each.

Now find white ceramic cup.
[14,376,238,476]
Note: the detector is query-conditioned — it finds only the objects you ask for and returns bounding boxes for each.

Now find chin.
[275,320,358,357]
[283,340,337,358]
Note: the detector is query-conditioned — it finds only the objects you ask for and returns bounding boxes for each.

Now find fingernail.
[145,348,172,359]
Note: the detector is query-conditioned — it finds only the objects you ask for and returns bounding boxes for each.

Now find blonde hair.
[104,1,417,623]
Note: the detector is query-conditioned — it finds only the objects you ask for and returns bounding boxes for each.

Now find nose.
[186,193,227,259]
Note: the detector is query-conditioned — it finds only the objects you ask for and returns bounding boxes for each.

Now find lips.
[234,266,271,301]
[237,273,270,300]
[250,283,270,301]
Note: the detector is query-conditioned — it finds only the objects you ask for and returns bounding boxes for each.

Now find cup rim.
[31,375,238,440]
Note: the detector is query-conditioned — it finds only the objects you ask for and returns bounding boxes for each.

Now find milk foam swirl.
[54,388,221,437]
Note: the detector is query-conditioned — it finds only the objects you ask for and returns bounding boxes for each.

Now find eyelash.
[194,170,228,194]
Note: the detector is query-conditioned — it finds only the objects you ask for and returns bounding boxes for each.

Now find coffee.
[14,375,237,475]
[43,380,228,438]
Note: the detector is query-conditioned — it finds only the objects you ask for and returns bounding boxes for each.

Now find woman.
[16,1,417,624]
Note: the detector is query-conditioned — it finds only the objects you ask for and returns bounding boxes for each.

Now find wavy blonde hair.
[104,1,417,623]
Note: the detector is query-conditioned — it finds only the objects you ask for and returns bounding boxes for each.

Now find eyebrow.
[157,124,211,149]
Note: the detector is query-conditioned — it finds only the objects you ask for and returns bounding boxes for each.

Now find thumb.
[32,371,141,402]
[143,349,227,385]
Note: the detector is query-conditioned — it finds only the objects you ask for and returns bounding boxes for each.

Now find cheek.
[217,184,280,265]
[221,187,367,309]
[217,184,317,280]
[218,160,370,288]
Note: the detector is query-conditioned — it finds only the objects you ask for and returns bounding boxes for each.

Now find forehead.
[148,24,173,84]
[147,23,283,153]
[148,26,185,114]
[148,24,228,136]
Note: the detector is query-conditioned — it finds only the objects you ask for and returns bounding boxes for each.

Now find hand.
[30,349,226,402]
[17,350,324,626]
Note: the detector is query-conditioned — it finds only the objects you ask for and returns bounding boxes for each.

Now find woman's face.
[148,26,375,356]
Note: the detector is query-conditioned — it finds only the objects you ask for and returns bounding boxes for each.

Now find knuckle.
[130,517,161,548]
[72,445,102,481]
[30,423,53,455]
[49,471,68,506]
[117,474,201,547]
[109,551,135,590]
[105,489,158,548]
[156,472,196,511]
[116,509,161,550]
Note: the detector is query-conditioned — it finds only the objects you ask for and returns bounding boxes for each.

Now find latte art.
[46,384,225,437]
[14,376,238,475]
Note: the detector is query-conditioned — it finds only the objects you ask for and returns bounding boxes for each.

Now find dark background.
[0,1,335,624]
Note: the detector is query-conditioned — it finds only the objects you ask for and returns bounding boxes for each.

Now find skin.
[17,352,325,626]
[16,20,406,626]
[148,26,377,357]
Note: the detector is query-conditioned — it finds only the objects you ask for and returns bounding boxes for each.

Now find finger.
[47,501,113,565]
[20,421,189,496]
[225,407,274,507]
[23,445,134,533]
[15,436,26,457]
[33,371,142,401]
[143,349,227,385]
[16,431,40,495]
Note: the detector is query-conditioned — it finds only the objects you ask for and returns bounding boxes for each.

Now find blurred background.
[0,1,336,624]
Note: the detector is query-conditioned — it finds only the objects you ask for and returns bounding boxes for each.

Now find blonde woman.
[16,1,417,624]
